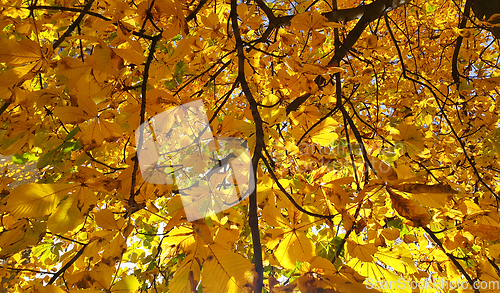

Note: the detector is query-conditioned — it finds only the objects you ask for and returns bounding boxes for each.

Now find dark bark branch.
[132,31,156,40]
[424,227,479,293]
[285,0,410,114]
[262,156,340,220]
[174,50,235,95]
[186,0,209,22]
[48,243,88,285]
[230,1,264,291]
[46,232,87,246]
[254,0,276,22]
[275,0,410,27]
[344,115,360,188]
[85,151,126,171]
[335,76,375,177]
[28,5,111,21]
[328,0,411,66]
[296,83,359,145]
[129,34,161,209]
[487,257,500,278]
[209,81,239,124]
[52,0,95,50]
[286,93,312,115]
[286,75,326,114]
[451,0,472,84]
[331,201,362,265]
[0,101,10,117]
[7,267,55,274]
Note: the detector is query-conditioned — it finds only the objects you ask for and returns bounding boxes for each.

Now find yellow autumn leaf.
[409,192,450,209]
[0,61,39,87]
[101,235,127,266]
[262,203,290,228]
[389,183,455,209]
[488,243,500,259]
[79,120,106,150]
[291,10,341,31]
[389,183,457,194]
[0,219,45,258]
[168,253,201,293]
[323,274,383,293]
[274,230,315,270]
[113,48,144,65]
[380,227,400,241]
[112,275,140,293]
[310,126,339,147]
[348,260,409,292]
[0,38,41,65]
[95,209,120,230]
[478,259,500,282]
[365,35,378,49]
[375,248,418,275]
[47,194,84,234]
[4,183,75,219]
[393,124,425,156]
[53,106,95,124]
[346,239,377,262]
[201,243,255,293]
[98,119,123,142]
[464,215,500,241]
[34,284,67,293]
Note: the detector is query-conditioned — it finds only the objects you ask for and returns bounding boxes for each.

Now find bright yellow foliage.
[0,0,500,292]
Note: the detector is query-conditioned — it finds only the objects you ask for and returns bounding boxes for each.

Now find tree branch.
[254,0,276,22]
[230,1,265,291]
[0,101,10,117]
[275,0,406,26]
[423,227,479,293]
[285,0,410,114]
[28,5,111,21]
[129,34,161,210]
[186,0,209,22]
[487,257,500,278]
[328,0,411,67]
[85,151,126,171]
[52,0,95,50]
[262,156,340,219]
[335,77,375,177]
[331,201,362,265]
[7,267,55,274]
[286,76,326,114]
[451,0,472,84]
[48,243,88,285]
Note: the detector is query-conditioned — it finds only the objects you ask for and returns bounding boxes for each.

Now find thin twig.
[48,243,88,285]
[424,227,479,293]
[52,0,95,50]
[28,4,111,21]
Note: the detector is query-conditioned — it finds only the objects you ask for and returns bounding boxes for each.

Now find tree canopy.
[1,0,500,292]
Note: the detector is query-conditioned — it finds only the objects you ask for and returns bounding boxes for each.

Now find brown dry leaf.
[389,183,457,194]
[464,215,500,241]
[387,188,430,227]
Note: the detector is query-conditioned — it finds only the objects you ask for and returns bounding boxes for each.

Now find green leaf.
[64,126,79,141]
[37,148,57,169]
[12,153,27,164]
